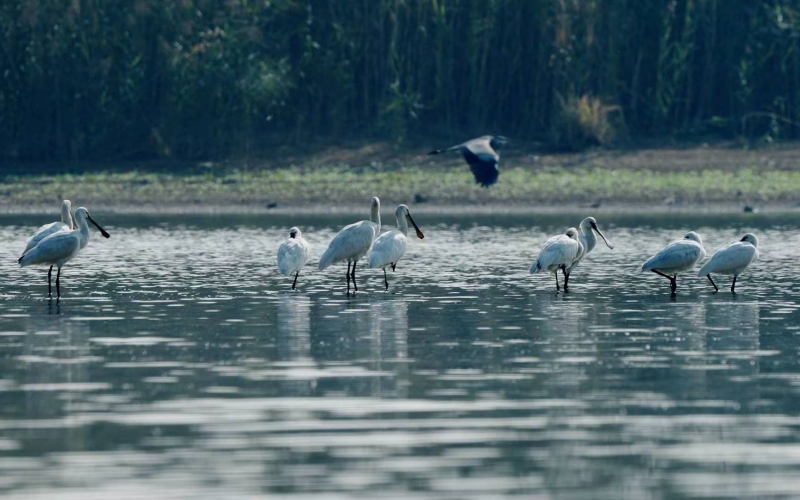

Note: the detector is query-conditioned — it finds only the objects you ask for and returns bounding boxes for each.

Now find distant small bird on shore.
[318,197,381,293]
[530,227,584,292]
[18,207,110,299]
[428,135,507,187]
[277,227,310,290]
[698,233,759,293]
[641,231,706,295]
[369,204,424,290]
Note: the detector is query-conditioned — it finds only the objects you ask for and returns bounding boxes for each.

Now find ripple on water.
[0,214,800,497]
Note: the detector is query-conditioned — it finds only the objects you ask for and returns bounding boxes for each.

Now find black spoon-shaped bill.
[87,214,111,238]
[407,213,424,239]
[591,223,613,249]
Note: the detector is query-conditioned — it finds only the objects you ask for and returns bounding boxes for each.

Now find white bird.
[641,231,706,294]
[698,233,759,293]
[368,204,425,290]
[318,197,381,292]
[22,199,74,255]
[277,227,311,290]
[530,227,584,292]
[18,207,110,298]
[563,216,614,288]
[428,135,507,187]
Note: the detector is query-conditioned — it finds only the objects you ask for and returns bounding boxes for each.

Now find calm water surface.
[1,211,800,499]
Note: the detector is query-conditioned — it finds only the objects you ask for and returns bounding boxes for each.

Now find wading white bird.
[530,227,584,292]
[18,207,110,298]
[277,227,311,290]
[22,199,74,255]
[368,204,425,290]
[698,233,759,293]
[563,216,614,288]
[641,231,706,294]
[428,135,507,187]
[318,197,381,292]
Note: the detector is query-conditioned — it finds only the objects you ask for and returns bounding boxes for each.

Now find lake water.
[1,211,800,499]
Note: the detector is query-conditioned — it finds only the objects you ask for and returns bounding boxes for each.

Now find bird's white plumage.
[567,217,614,273]
[580,217,600,254]
[277,227,310,276]
[18,206,109,298]
[22,199,73,254]
[369,232,407,270]
[369,205,419,270]
[19,207,94,269]
[20,231,82,269]
[319,220,379,270]
[641,231,706,274]
[698,234,759,277]
[318,197,381,271]
[530,228,584,274]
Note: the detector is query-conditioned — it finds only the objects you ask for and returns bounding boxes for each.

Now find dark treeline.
[2,0,800,162]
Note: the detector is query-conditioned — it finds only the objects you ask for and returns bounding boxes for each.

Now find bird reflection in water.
[276,294,313,396]
[368,298,410,399]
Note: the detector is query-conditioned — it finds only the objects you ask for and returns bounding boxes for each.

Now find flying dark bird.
[428,135,507,187]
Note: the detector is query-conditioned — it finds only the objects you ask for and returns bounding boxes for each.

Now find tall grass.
[552,94,625,150]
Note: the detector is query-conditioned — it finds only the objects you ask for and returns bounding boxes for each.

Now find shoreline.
[0,202,793,216]
[3,142,800,214]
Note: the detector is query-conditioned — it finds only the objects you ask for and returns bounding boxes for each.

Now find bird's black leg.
[346,261,352,292]
[731,276,737,293]
[56,267,61,299]
[554,272,560,292]
[563,267,570,292]
[707,274,719,292]
[651,270,676,293]
[47,265,53,296]
[351,261,358,292]
[391,263,396,272]
[383,268,389,291]
[292,271,299,290]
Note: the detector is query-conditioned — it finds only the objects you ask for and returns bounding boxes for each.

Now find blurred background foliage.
[2,0,800,161]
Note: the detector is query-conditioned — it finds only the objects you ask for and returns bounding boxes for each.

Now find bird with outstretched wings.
[428,135,507,187]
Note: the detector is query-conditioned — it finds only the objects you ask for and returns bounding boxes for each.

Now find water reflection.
[704,300,762,408]
[369,298,409,399]
[0,213,799,498]
[16,316,95,457]
[275,294,313,396]
[276,295,312,362]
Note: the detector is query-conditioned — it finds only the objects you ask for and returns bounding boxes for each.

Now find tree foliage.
[2,0,800,161]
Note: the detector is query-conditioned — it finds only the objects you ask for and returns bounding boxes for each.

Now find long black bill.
[87,214,111,238]
[407,213,424,239]
[592,224,613,249]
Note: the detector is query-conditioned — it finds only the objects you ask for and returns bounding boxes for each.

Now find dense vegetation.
[2,0,800,162]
